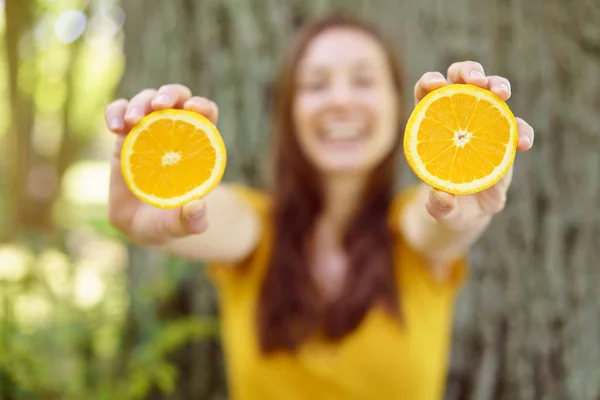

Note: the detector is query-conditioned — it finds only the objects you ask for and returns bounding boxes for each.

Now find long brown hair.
[258,14,407,354]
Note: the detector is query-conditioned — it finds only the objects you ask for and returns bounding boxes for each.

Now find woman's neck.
[309,173,368,300]
[319,173,367,240]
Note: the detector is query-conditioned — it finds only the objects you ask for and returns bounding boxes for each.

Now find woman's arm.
[400,61,535,279]
[400,183,493,279]
[156,184,262,263]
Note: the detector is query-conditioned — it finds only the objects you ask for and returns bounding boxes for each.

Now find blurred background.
[0,0,599,399]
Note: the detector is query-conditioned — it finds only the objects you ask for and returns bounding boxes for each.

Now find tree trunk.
[118,0,600,398]
[4,0,37,238]
[2,1,95,240]
[403,1,600,399]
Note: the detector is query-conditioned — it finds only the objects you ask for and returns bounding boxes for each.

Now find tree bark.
[119,0,600,398]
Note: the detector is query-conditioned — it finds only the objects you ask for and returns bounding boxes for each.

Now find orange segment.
[423,96,459,131]
[404,84,518,195]
[121,109,227,209]
[451,93,477,130]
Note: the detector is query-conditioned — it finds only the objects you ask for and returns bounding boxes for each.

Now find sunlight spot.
[62,161,110,205]
[32,116,64,157]
[38,248,71,297]
[34,16,52,47]
[54,9,87,44]
[86,7,125,40]
[0,244,32,282]
[14,293,52,330]
[73,263,105,309]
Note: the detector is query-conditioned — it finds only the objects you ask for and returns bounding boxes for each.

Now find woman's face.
[293,27,400,175]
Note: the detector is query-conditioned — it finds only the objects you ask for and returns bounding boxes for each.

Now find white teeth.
[322,121,365,140]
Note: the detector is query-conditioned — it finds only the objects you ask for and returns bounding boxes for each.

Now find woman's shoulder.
[388,183,421,232]
[394,182,421,205]
[226,182,271,213]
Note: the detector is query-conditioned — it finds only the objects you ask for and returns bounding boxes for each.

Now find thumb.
[164,199,209,237]
[425,188,457,221]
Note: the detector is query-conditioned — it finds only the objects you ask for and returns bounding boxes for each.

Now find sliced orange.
[404,84,518,195]
[120,109,227,209]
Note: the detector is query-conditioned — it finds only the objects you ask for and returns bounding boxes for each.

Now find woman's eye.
[302,80,327,92]
[354,75,375,88]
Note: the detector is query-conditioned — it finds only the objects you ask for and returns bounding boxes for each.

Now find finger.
[105,99,129,134]
[112,134,125,161]
[447,61,487,87]
[180,200,209,235]
[492,166,513,194]
[503,166,514,188]
[151,84,193,110]
[124,89,158,127]
[476,182,507,215]
[414,72,447,104]
[183,97,220,124]
[516,117,534,151]
[425,188,457,220]
[487,75,511,101]
[163,200,208,237]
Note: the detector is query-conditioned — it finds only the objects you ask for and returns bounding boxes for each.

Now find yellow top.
[208,185,468,400]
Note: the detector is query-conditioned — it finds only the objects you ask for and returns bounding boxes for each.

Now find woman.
[105,15,534,400]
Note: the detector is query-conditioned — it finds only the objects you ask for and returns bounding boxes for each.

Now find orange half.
[121,109,227,209]
[404,84,518,195]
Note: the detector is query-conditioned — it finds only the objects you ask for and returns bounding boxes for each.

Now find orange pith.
[121,109,227,209]
[404,84,518,195]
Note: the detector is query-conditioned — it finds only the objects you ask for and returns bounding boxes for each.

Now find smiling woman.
[104,13,534,400]
[260,19,406,355]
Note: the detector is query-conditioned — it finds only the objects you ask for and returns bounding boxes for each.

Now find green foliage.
[120,317,219,399]
[0,232,219,400]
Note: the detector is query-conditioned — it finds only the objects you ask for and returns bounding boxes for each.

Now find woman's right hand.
[104,84,220,245]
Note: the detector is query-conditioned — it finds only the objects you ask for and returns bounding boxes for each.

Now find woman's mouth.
[318,120,369,144]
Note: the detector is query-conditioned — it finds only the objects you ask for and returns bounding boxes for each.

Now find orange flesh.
[129,119,217,198]
[415,94,511,184]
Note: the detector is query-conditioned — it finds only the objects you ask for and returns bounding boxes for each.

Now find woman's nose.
[328,80,355,107]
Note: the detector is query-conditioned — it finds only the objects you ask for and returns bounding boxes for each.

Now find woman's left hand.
[413,61,535,229]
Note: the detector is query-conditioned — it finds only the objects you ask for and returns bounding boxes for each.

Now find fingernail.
[432,190,452,210]
[185,201,205,220]
[470,71,485,79]
[154,94,170,105]
[125,107,142,120]
[109,118,123,130]
[496,83,510,93]
[520,135,532,147]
